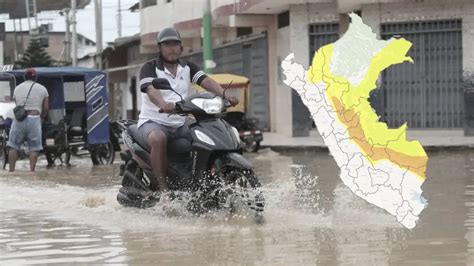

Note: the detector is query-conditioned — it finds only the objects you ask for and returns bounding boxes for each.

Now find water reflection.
[465,152,474,266]
[0,148,472,264]
[0,210,127,264]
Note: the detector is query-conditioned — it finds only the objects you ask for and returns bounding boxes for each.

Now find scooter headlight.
[194,129,216,146]
[191,97,224,114]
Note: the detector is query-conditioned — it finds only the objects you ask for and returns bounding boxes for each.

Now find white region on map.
[330,14,390,86]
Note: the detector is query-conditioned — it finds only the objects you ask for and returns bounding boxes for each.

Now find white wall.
[77,56,95,68]
[141,0,235,36]
[289,3,339,69]
[141,3,175,35]
[273,25,292,136]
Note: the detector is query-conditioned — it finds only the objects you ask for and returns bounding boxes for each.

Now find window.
[278,11,289,28]
[237,27,252,37]
[39,37,49,47]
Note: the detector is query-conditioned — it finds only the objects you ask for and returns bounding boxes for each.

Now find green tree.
[15,37,53,68]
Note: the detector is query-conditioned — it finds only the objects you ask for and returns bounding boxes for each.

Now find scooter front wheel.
[222,169,265,218]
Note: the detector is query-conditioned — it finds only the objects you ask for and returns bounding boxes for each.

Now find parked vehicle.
[222,111,263,152]
[0,67,119,167]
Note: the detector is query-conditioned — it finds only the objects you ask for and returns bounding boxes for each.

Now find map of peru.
[281,13,429,229]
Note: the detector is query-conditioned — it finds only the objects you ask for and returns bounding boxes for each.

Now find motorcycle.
[116,78,265,221]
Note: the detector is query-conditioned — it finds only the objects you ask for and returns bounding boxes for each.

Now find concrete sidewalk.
[261,129,474,149]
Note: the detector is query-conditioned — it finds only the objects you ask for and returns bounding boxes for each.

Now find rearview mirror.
[152,78,184,102]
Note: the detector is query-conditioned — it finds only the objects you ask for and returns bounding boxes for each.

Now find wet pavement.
[0,148,473,265]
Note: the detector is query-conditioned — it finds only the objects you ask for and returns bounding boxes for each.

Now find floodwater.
[0,148,473,265]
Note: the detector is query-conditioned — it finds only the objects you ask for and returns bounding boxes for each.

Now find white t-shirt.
[13,80,49,114]
[138,58,207,128]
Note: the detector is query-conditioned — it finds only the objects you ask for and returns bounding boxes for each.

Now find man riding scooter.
[138,27,239,203]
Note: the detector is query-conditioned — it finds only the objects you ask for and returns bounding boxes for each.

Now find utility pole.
[203,0,214,73]
[12,19,18,61]
[117,0,122,38]
[32,0,38,31]
[19,18,24,54]
[71,0,78,66]
[64,8,71,63]
[94,0,103,69]
[24,0,31,33]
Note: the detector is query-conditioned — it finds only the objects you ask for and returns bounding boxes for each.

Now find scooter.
[116,78,265,220]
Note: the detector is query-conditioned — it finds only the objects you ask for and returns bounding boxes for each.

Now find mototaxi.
[0,67,118,167]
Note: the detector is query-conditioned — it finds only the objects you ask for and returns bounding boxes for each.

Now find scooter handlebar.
[158,101,182,114]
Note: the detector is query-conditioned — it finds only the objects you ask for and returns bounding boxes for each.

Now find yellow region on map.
[307,39,428,181]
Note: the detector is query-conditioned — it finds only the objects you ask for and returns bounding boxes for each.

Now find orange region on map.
[331,96,427,178]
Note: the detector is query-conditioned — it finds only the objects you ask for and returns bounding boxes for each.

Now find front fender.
[219,152,253,170]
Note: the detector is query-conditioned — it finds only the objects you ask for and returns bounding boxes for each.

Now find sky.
[1,0,140,45]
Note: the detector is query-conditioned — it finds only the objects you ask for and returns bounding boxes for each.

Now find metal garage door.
[308,23,339,62]
[182,34,270,130]
[375,20,463,128]
[298,23,339,135]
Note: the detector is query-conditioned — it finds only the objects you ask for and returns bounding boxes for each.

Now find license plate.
[46,139,54,146]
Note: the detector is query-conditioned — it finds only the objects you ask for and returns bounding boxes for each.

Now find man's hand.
[160,101,175,113]
[226,96,239,107]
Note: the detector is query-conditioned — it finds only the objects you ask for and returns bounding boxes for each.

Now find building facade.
[115,0,474,135]
[3,31,96,65]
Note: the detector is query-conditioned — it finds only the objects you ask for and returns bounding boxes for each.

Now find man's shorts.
[138,119,192,143]
[7,116,43,152]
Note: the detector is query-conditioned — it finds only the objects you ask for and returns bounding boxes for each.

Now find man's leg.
[29,152,39,172]
[147,130,169,191]
[6,121,24,172]
[8,148,18,172]
[27,117,43,172]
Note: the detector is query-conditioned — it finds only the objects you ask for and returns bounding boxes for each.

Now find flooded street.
[1,149,473,265]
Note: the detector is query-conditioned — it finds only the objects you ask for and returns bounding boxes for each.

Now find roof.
[0,0,91,19]
[7,67,105,77]
[108,34,140,47]
[192,74,250,90]
[192,73,250,91]
[129,2,140,12]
